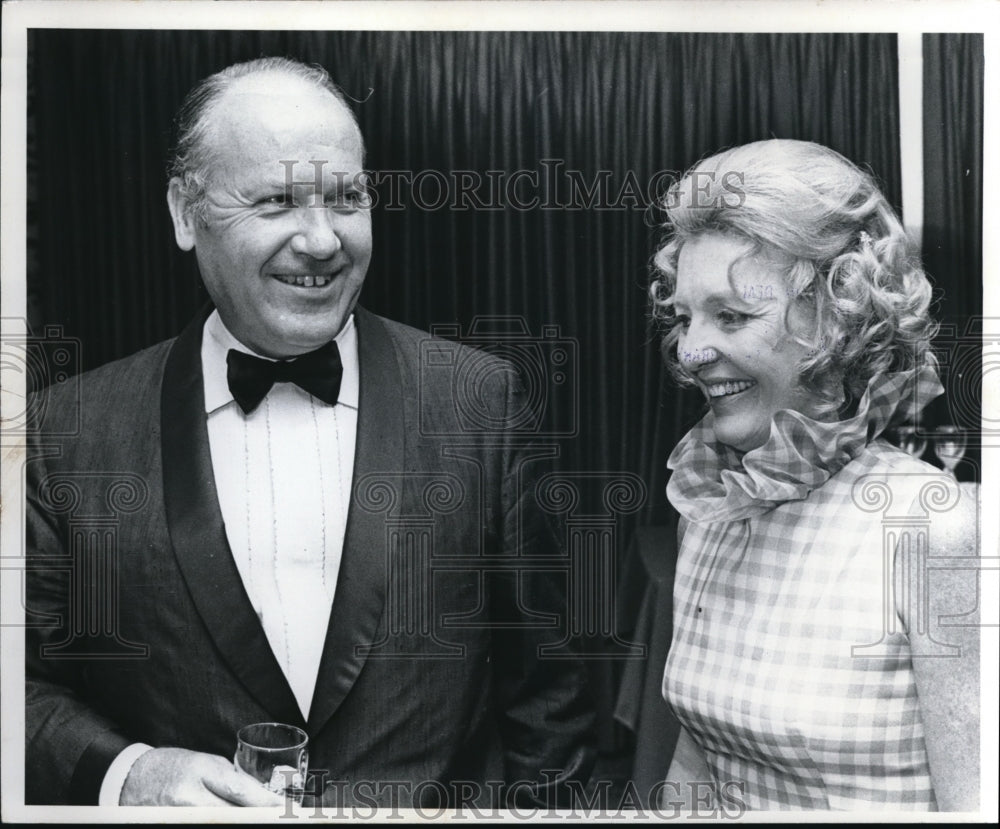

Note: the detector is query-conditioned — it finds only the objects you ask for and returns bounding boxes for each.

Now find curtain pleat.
[921,33,984,480]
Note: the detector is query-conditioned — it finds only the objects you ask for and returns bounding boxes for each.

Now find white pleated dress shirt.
[202,310,359,717]
[99,311,358,804]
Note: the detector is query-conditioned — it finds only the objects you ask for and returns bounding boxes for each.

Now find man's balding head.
[164,57,372,358]
[168,57,364,221]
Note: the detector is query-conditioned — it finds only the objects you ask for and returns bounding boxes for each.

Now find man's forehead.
[211,73,362,151]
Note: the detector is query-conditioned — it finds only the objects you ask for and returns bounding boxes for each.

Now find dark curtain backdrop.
[922,33,984,481]
[27,30,905,532]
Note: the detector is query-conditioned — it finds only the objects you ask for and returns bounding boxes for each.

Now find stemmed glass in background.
[892,424,928,460]
[932,425,968,478]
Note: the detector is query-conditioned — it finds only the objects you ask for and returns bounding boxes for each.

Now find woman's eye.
[717,309,750,326]
[674,313,691,330]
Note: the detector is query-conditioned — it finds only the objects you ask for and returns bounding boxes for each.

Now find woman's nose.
[677,320,719,371]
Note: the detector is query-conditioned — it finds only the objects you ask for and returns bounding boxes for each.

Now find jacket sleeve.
[488,370,597,808]
[24,436,133,805]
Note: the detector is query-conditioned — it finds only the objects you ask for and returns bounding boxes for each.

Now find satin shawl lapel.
[308,307,402,735]
[160,308,303,727]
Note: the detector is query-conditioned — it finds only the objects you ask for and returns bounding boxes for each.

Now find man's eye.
[673,313,691,330]
[327,190,371,209]
[259,195,295,208]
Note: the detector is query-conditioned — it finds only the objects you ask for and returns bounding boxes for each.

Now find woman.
[650,139,979,811]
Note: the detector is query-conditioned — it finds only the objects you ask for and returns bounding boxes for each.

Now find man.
[25,57,595,808]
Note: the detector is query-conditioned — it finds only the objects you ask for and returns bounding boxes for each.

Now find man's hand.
[119,747,286,806]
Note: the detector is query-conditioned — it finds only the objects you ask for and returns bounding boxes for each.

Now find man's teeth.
[706,380,756,398]
[273,274,332,287]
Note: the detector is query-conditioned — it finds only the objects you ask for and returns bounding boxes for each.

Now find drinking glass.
[892,424,927,459]
[234,722,308,802]
[932,425,967,477]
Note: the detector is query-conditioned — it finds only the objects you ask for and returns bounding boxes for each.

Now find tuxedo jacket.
[25,306,595,806]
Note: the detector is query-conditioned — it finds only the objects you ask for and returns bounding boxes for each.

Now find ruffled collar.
[666,363,944,523]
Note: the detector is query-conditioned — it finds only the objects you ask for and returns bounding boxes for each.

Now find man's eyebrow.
[245,175,294,193]
[274,176,360,191]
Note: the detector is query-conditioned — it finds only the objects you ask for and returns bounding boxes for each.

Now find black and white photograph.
[1,0,996,822]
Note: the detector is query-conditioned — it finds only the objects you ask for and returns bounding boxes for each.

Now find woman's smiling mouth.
[704,379,757,399]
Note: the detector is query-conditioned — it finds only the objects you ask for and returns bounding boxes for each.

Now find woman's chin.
[712,422,768,453]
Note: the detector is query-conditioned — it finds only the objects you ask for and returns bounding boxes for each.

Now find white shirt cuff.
[98,742,154,805]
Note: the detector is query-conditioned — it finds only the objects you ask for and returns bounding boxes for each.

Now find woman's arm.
[898,485,980,811]
[663,725,712,809]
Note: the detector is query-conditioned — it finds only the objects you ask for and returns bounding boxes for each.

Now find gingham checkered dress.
[662,366,944,810]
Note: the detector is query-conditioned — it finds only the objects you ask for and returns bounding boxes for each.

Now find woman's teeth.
[706,380,756,398]
[273,274,331,287]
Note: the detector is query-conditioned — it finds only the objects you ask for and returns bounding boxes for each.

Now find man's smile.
[270,273,335,287]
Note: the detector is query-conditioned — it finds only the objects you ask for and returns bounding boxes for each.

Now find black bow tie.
[226,341,343,414]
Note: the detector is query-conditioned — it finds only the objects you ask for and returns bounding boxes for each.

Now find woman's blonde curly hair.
[649,139,938,417]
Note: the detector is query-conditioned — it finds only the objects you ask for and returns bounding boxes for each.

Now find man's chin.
[267,333,344,358]
[234,325,342,358]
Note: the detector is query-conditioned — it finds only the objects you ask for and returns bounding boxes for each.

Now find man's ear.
[166,178,198,251]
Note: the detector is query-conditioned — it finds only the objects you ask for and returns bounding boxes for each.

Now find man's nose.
[290,205,342,259]
[677,320,719,371]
